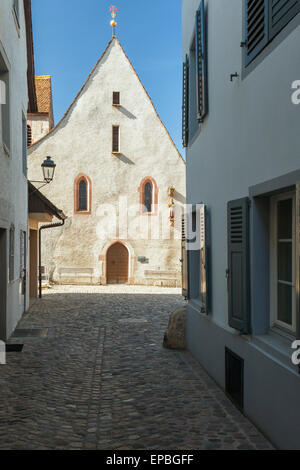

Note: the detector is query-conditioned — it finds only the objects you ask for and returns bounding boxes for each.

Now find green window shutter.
[195,1,208,122]
[244,0,269,66]
[269,0,300,40]
[181,213,189,299]
[182,55,189,148]
[200,204,209,313]
[22,118,27,176]
[227,198,251,334]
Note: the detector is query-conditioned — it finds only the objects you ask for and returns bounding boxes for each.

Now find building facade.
[0,0,32,340]
[28,37,186,287]
[182,0,300,449]
[27,75,54,145]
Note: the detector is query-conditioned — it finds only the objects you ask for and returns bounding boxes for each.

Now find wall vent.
[225,347,244,410]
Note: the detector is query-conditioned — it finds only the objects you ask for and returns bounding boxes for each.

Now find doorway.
[0,229,7,340]
[107,243,129,284]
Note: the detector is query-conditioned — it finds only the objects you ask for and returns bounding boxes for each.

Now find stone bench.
[58,268,94,284]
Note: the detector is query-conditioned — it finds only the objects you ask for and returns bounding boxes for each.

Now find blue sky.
[31,0,183,154]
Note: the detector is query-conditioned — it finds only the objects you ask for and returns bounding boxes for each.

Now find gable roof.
[29,37,184,164]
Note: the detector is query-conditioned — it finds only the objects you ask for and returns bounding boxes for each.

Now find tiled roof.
[35,76,53,113]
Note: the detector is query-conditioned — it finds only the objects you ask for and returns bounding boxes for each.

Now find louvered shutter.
[181,214,189,299]
[182,56,189,148]
[200,204,209,313]
[296,183,300,346]
[244,0,269,66]
[195,1,208,122]
[227,198,251,334]
[269,0,300,39]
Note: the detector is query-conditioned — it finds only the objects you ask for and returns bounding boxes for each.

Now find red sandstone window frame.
[74,174,92,215]
[138,177,159,216]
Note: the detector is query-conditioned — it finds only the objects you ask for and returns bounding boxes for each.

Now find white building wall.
[28,115,50,144]
[0,0,29,338]
[28,39,186,286]
[183,0,300,449]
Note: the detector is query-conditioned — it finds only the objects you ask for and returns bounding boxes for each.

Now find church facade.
[28,37,186,287]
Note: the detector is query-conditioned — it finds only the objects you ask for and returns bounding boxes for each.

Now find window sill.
[112,104,121,107]
[251,329,298,374]
[74,211,91,215]
[112,152,120,155]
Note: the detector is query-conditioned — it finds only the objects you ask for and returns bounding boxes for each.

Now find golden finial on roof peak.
[110,6,117,37]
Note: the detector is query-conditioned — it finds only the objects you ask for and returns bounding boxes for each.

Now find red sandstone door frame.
[100,241,135,285]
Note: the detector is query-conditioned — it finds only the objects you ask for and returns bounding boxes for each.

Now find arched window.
[74,174,92,214]
[144,182,152,213]
[138,177,159,215]
[27,124,32,147]
[78,180,87,211]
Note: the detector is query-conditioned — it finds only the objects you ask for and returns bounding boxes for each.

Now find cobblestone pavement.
[0,286,273,450]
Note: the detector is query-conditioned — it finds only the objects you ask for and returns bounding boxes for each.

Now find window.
[78,180,87,211]
[0,54,10,154]
[74,175,91,214]
[270,192,296,332]
[13,0,20,28]
[144,183,152,213]
[244,0,300,66]
[113,92,120,106]
[112,125,120,153]
[9,225,15,282]
[138,177,159,215]
[27,124,32,148]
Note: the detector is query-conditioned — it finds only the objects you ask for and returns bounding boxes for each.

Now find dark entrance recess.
[225,347,244,411]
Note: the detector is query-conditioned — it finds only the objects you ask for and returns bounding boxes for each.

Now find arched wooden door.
[107,243,129,284]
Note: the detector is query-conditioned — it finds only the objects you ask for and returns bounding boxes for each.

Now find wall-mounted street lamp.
[41,157,56,183]
[29,156,56,192]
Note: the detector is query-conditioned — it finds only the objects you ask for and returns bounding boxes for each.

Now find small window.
[27,124,32,147]
[270,192,296,332]
[74,175,91,214]
[113,92,120,106]
[78,180,87,211]
[144,183,152,213]
[112,125,120,153]
[9,225,15,282]
[138,177,158,215]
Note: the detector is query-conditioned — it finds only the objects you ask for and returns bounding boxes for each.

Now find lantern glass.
[41,156,56,183]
